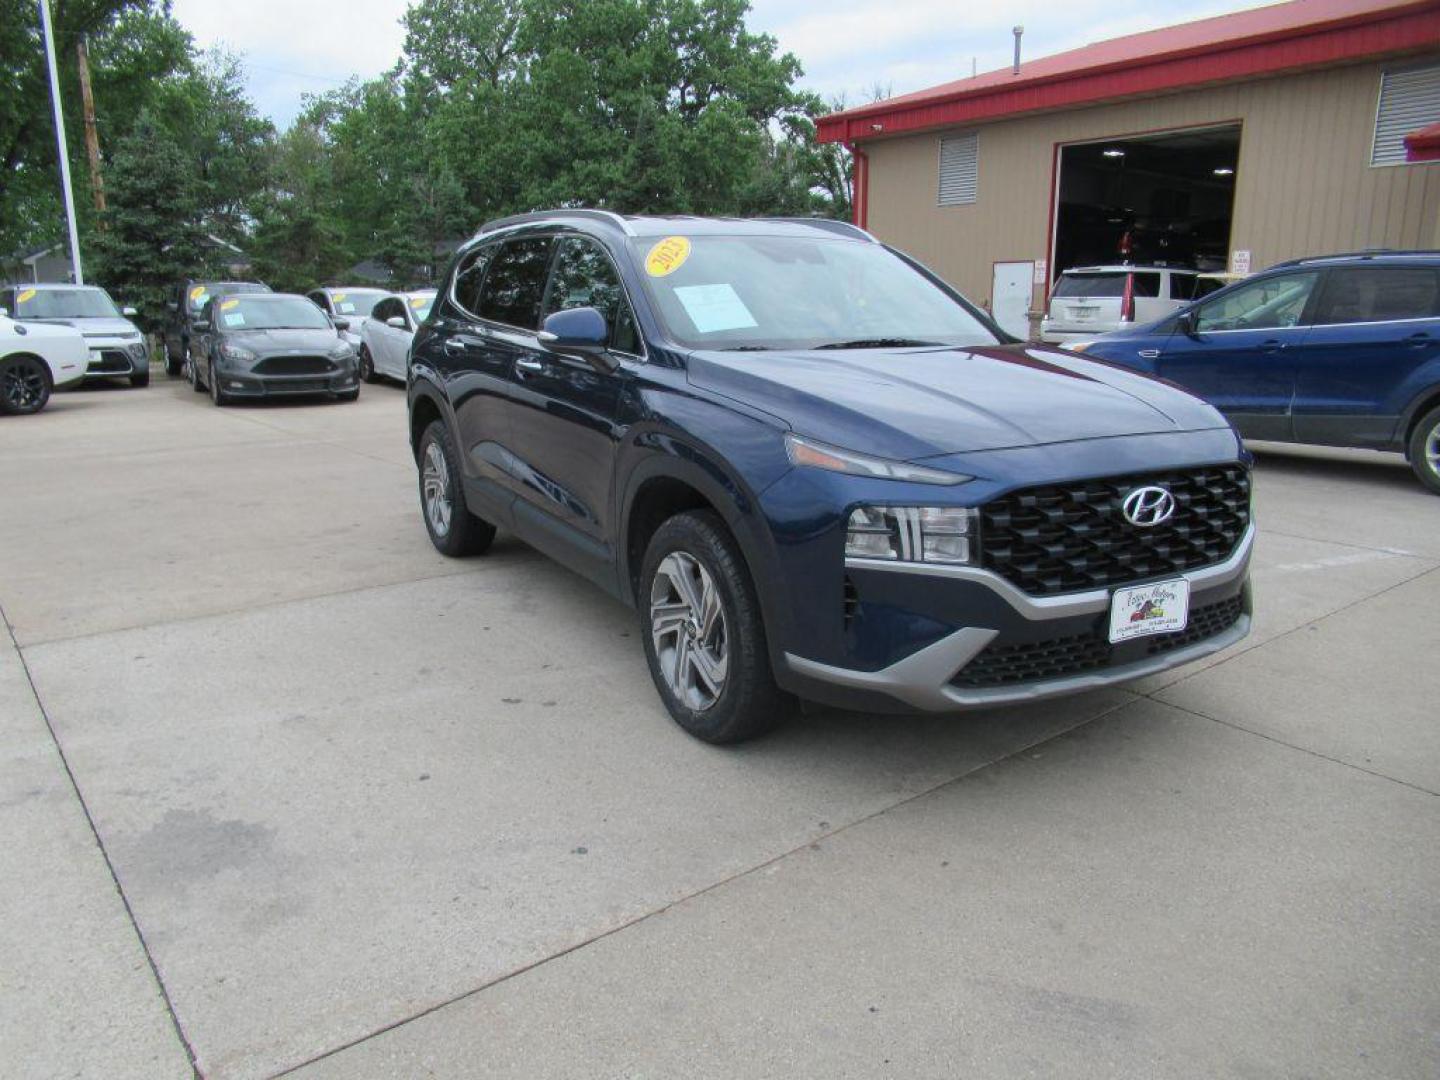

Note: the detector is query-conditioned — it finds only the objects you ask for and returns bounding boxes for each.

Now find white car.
[358,291,435,383]
[0,282,150,386]
[1040,266,1202,344]
[0,312,88,415]
[307,286,390,349]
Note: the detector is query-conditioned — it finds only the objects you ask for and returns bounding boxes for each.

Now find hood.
[686,343,1227,459]
[224,328,344,353]
[31,316,139,338]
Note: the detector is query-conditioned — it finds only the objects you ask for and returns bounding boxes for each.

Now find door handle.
[515,356,544,373]
[1258,339,1285,353]
[1405,332,1431,347]
[443,337,467,353]
[1137,349,1159,359]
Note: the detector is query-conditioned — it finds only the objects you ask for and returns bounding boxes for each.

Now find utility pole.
[39,0,84,284]
[76,36,106,220]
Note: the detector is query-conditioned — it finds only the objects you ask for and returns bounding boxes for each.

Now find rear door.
[1155,270,1321,441]
[368,297,406,377]
[1291,264,1440,449]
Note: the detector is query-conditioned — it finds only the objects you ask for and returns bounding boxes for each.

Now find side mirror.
[122,305,138,317]
[193,319,211,332]
[1176,309,1198,337]
[386,316,407,329]
[333,317,351,332]
[538,307,613,370]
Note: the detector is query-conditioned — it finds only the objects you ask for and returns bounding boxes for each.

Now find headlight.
[218,343,257,363]
[1066,340,1095,353]
[785,434,971,486]
[329,342,355,360]
[846,505,977,565]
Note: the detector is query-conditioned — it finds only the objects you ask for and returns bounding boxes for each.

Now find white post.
[39,0,84,285]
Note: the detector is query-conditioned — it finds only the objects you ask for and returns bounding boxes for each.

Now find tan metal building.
[818,0,1440,337]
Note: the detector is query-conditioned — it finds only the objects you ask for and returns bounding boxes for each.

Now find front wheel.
[131,369,150,388]
[209,361,230,406]
[0,355,52,415]
[639,510,789,743]
[417,420,496,556]
[358,345,377,384]
[1409,406,1440,495]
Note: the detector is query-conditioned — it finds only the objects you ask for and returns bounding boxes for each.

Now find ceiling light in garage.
[1103,148,1125,158]
[1213,167,1235,176]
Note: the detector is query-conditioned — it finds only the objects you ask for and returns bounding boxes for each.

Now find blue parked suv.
[408,212,1254,742]
[1071,252,1440,494]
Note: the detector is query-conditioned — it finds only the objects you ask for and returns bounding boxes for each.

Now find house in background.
[1,234,252,285]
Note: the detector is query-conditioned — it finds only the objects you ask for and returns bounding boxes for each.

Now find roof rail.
[1270,248,1440,268]
[761,217,879,243]
[476,209,635,237]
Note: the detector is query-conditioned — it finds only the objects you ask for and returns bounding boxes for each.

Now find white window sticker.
[338,302,357,314]
[673,284,757,334]
[222,312,246,327]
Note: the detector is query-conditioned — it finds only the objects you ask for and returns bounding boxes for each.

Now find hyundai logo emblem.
[1122,485,1176,527]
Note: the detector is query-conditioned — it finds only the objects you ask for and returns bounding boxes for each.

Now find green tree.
[248,123,348,292]
[90,110,212,331]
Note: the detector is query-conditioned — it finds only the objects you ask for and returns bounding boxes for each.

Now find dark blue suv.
[407,212,1254,742]
[1072,253,1440,494]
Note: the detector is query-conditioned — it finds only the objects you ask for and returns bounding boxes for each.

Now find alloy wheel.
[1427,421,1440,477]
[649,551,729,711]
[422,441,453,537]
[2,357,47,412]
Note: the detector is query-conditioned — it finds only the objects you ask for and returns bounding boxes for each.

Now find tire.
[417,419,496,556]
[131,369,150,388]
[358,345,377,384]
[639,510,789,744]
[187,354,204,393]
[165,347,182,377]
[209,360,230,406]
[0,354,52,416]
[1408,405,1440,495]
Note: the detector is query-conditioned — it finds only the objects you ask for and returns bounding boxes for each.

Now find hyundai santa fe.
[407,212,1254,743]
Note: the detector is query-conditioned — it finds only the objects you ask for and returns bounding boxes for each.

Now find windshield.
[190,282,267,312]
[627,235,998,351]
[13,286,120,319]
[328,289,386,317]
[215,295,332,331]
[406,293,435,322]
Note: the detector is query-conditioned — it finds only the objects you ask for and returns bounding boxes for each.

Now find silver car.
[0,283,150,387]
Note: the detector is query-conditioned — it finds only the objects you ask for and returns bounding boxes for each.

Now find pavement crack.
[0,601,204,1079]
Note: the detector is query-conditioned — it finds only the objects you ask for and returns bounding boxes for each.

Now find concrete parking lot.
[2,376,1437,1079]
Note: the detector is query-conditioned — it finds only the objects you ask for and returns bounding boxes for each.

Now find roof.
[1404,119,1440,159]
[473,210,876,242]
[818,0,1440,144]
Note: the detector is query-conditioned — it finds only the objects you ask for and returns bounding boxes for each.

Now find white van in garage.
[1040,266,1203,344]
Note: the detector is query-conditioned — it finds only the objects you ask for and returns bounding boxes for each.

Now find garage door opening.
[1052,124,1240,282]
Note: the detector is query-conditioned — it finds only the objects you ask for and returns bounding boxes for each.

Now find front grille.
[267,378,330,393]
[979,465,1250,596]
[952,595,1245,689]
[88,349,132,374]
[254,355,332,376]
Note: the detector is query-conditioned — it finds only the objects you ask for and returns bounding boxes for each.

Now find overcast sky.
[170,0,1276,127]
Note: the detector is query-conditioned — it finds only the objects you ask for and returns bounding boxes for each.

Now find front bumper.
[214,370,358,397]
[784,525,1254,712]
[83,343,145,378]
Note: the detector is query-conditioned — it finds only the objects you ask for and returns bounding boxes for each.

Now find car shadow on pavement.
[1248,443,1416,491]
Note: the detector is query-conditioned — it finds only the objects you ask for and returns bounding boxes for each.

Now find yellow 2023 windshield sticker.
[220,299,240,310]
[17,288,36,304]
[190,285,207,301]
[409,296,428,308]
[645,236,691,277]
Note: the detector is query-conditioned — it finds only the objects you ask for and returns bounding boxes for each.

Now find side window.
[308,291,329,313]
[453,244,498,316]
[1312,267,1440,325]
[372,298,401,323]
[478,238,554,330]
[1132,273,1160,298]
[1195,272,1319,332]
[1169,275,1195,301]
[542,237,640,354]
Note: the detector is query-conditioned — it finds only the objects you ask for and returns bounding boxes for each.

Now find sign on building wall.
[1232,249,1252,275]
[1032,259,1048,285]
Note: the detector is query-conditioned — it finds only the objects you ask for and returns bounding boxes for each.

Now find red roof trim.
[817,0,1440,144]
[1405,119,1440,160]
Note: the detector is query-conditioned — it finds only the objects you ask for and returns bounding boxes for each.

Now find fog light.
[229,381,245,389]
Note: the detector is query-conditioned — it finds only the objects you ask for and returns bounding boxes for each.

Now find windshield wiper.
[813,337,941,350]
[720,344,772,351]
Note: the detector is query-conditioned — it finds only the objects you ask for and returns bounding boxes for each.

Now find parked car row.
[0,282,150,388]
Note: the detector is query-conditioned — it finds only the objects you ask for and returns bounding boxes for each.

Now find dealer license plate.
[1108,579,1190,644]
[1068,305,1098,321]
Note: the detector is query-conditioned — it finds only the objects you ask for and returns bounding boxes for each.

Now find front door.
[1291,264,1440,448]
[494,235,636,587]
[1156,269,1320,441]
[991,261,1034,340]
